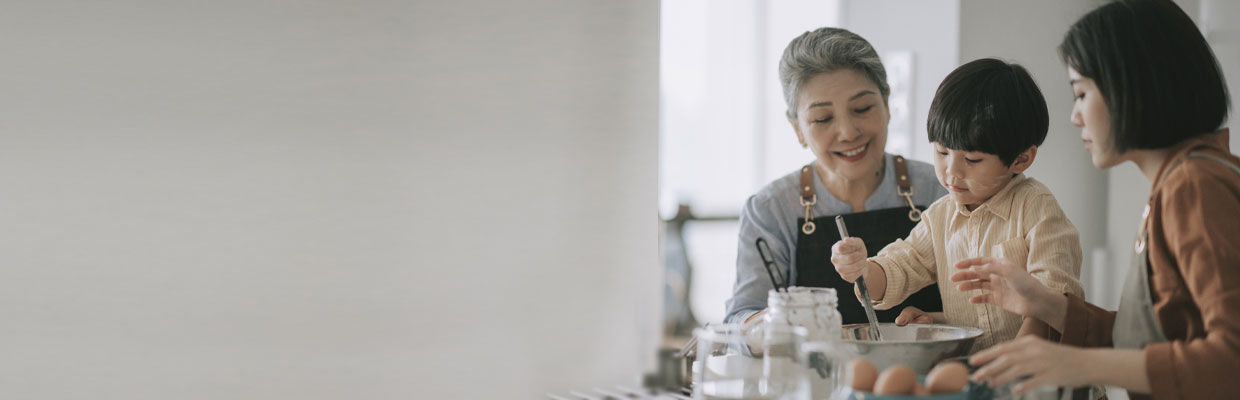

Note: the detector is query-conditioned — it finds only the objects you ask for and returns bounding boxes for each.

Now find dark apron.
[793,156,943,324]
[1113,151,1240,400]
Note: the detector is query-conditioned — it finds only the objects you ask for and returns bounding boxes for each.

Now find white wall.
[843,0,961,163]
[959,0,1111,305]
[0,1,659,398]
[760,0,844,183]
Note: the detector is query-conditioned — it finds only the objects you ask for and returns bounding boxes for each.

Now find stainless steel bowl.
[841,323,983,375]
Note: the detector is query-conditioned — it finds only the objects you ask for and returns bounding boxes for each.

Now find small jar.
[765,286,842,343]
[767,287,846,400]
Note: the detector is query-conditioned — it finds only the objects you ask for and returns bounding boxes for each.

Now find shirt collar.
[955,174,1026,220]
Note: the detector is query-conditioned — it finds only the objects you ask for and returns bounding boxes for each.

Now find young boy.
[831,58,1084,351]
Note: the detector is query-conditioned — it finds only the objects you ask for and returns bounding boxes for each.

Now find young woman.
[951,1,1239,398]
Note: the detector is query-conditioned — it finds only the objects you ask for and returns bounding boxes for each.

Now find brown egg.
[912,381,932,396]
[873,365,916,395]
[925,362,970,394]
[848,358,878,392]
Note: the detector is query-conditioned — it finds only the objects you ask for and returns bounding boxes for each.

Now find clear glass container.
[692,324,808,400]
[765,287,842,343]
[798,341,855,400]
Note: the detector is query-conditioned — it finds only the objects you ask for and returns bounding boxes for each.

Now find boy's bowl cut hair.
[927,58,1049,166]
[1059,0,1229,154]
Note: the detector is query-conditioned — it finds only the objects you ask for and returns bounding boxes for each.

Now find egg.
[848,358,878,392]
[925,361,970,394]
[873,365,916,395]
[913,381,932,396]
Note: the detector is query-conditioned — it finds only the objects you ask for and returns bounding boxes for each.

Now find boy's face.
[932,143,1035,211]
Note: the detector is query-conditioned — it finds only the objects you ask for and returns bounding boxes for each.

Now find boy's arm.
[866,216,938,310]
[1022,193,1085,300]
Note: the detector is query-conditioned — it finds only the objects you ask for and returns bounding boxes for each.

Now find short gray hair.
[779,27,890,119]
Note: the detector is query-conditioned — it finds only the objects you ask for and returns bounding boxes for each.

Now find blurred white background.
[2,1,658,398]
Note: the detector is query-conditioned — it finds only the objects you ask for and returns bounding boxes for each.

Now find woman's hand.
[973,336,1151,395]
[894,306,938,325]
[830,238,870,282]
[969,336,1093,394]
[949,257,1065,329]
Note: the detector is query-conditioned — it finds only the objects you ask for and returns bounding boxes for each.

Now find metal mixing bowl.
[841,323,983,375]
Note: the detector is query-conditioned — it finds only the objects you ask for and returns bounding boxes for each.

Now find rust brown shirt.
[1058,131,1240,400]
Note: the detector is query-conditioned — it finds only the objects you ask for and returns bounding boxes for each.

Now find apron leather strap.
[1187,152,1240,175]
[800,164,815,202]
[1139,148,1240,252]
[799,155,922,235]
[893,155,922,222]
[894,155,912,192]
[800,164,818,234]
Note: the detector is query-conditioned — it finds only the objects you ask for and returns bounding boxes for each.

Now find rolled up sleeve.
[867,218,937,310]
[1057,293,1115,347]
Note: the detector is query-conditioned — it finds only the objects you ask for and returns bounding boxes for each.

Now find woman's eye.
[1073,92,1085,100]
[814,116,833,123]
[854,106,873,113]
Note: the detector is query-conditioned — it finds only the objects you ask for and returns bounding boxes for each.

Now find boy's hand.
[830,237,869,282]
[895,306,936,326]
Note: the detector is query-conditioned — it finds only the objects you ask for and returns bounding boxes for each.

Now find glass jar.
[766,287,846,399]
[765,287,842,343]
[692,323,808,400]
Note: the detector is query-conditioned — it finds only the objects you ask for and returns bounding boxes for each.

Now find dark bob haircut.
[927,58,1049,166]
[1059,0,1230,153]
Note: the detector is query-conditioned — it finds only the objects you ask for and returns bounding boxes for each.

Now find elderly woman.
[952,1,1240,398]
[725,28,947,326]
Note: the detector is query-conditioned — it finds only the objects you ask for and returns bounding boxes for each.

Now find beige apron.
[1112,151,1240,400]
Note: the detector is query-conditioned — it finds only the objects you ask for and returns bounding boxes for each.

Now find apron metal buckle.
[801,195,817,235]
[898,189,922,222]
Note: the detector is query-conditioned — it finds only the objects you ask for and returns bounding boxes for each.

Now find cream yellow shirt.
[866,174,1084,351]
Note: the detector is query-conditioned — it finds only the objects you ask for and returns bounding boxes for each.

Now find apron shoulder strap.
[893,155,923,222]
[801,156,914,199]
[799,164,818,234]
[893,155,912,193]
[798,156,923,227]
[799,164,815,203]
[1138,147,1238,251]
[1151,144,1229,191]
[1186,151,1240,176]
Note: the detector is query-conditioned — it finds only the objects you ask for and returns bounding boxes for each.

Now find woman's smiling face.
[789,69,890,181]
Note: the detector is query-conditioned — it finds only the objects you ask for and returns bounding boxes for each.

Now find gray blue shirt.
[723,153,948,324]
